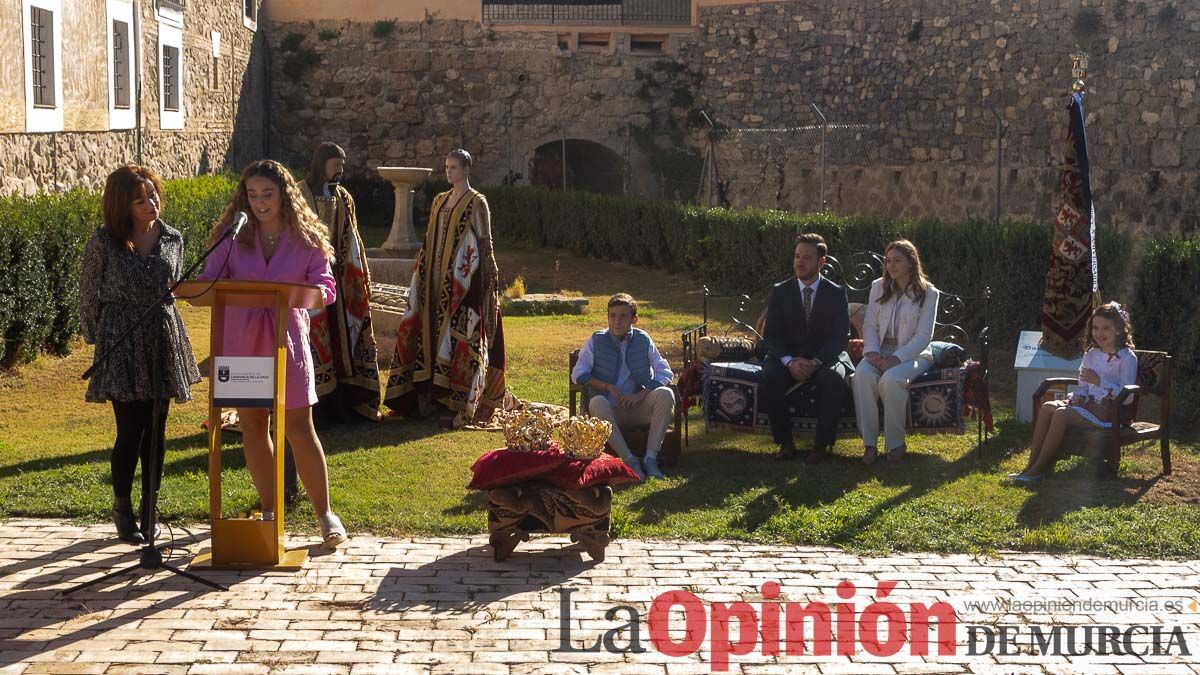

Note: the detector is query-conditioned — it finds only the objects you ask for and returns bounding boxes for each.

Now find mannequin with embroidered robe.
[384,149,506,427]
[299,142,383,426]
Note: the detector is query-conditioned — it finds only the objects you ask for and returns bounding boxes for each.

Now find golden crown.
[558,416,612,460]
[498,408,558,453]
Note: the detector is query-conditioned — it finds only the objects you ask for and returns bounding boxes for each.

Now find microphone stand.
[64,225,242,595]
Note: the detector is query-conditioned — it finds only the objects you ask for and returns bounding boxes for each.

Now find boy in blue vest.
[571,293,676,480]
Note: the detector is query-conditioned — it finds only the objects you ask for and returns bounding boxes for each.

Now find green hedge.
[5,178,1199,418]
[0,174,238,367]
[1132,236,1200,415]
[486,185,1200,418]
[486,186,1131,347]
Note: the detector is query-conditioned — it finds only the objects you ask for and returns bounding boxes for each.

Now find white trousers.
[853,353,932,451]
[587,388,676,460]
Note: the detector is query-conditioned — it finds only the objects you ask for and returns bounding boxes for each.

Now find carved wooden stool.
[486,483,612,562]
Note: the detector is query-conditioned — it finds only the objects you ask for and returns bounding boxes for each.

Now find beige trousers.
[852,352,933,451]
[587,388,676,460]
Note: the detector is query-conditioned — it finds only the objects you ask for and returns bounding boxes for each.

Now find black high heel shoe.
[112,500,145,545]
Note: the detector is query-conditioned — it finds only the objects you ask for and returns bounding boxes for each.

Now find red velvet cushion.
[467,446,567,490]
[544,453,641,490]
[848,338,864,365]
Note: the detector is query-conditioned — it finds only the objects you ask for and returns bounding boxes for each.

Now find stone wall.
[686,0,1200,232]
[0,0,267,195]
[269,0,1200,233]
[267,19,684,204]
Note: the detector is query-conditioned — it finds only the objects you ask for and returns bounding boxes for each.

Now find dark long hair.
[101,164,163,252]
[305,142,346,195]
[878,239,932,307]
[1086,302,1136,351]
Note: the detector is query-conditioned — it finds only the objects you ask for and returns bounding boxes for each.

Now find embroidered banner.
[1039,93,1098,358]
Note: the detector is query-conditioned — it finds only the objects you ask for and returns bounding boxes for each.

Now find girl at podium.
[199,160,347,549]
[80,165,201,544]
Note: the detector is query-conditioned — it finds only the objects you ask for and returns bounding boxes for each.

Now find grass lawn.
[1,242,1197,558]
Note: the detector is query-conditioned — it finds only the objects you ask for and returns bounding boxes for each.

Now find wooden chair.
[568,349,684,467]
[1032,350,1172,477]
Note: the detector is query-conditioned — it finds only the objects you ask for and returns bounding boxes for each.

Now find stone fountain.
[368,166,432,351]
[367,166,432,284]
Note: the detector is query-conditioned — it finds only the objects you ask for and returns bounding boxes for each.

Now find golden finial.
[1071,51,1089,93]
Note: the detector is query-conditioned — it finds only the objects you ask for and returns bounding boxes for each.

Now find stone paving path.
[1,519,1197,674]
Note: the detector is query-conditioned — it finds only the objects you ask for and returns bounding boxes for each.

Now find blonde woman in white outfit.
[853,240,939,464]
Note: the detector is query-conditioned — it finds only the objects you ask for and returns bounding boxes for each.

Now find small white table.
[1013,330,1082,422]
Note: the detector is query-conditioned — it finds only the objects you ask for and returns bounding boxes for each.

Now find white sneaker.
[320,512,347,550]
[623,457,645,481]
[643,455,665,480]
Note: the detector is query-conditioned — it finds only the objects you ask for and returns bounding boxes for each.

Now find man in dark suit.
[761,233,854,463]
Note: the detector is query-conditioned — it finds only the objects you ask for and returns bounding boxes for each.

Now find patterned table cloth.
[486,483,612,562]
[702,361,965,435]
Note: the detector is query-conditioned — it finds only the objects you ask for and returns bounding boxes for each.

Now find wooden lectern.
[177,280,324,570]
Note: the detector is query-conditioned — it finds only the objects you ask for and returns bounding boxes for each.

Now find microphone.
[229,211,249,239]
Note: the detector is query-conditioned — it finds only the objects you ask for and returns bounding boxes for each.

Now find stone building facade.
[266,0,1200,233]
[0,0,268,195]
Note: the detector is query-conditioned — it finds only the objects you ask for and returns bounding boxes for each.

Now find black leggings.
[110,400,170,505]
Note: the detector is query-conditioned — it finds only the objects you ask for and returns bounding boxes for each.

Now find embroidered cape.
[300,182,382,420]
[385,189,505,424]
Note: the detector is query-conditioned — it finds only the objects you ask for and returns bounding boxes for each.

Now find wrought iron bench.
[680,251,992,454]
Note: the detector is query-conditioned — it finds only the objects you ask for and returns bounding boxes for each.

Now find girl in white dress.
[1009,302,1137,484]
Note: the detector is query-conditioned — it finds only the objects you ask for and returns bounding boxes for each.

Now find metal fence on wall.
[696,102,1200,234]
[482,0,691,26]
[514,102,1200,236]
[698,104,1009,226]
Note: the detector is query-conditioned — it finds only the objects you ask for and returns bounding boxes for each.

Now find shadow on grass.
[442,490,488,517]
[0,431,210,480]
[629,419,1028,545]
[316,415,448,456]
[1014,457,1166,528]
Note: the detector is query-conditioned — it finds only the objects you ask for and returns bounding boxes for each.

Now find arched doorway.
[529,139,625,195]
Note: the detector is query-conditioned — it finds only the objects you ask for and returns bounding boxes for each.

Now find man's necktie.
[803,286,814,322]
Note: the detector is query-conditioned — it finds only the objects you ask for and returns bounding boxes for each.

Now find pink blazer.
[198,230,336,409]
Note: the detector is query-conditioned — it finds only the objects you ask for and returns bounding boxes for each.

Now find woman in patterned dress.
[80,165,201,544]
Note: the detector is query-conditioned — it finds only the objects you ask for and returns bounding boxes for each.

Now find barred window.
[243,0,255,21]
[31,6,56,108]
[162,44,179,112]
[113,20,130,109]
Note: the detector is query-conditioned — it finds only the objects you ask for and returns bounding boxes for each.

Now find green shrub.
[484,186,1133,352]
[372,19,397,39]
[0,174,237,367]
[1,223,52,368]
[1132,236,1200,417]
